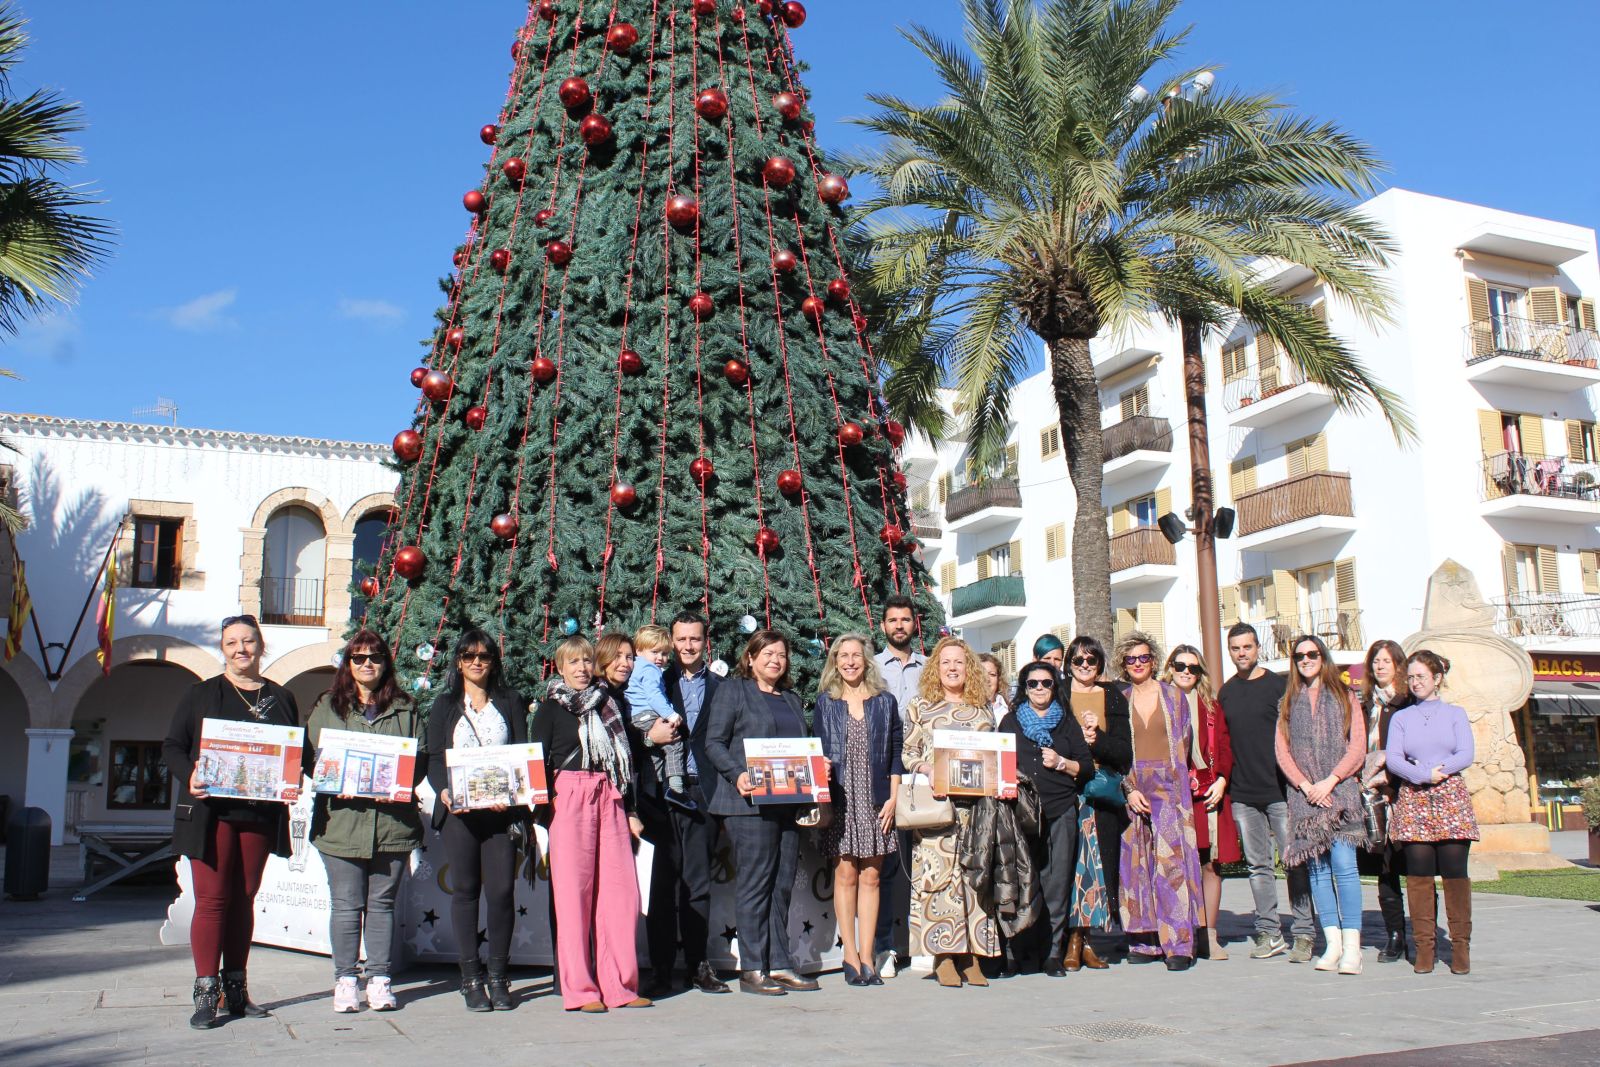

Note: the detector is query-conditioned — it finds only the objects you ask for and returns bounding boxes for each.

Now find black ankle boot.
[222,970,268,1017]
[486,958,515,1010]
[1378,929,1407,964]
[190,976,222,1030]
[460,961,492,1012]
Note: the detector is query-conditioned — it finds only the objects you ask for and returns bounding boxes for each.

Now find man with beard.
[870,595,925,978]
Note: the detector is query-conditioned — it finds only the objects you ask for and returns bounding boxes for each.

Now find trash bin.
[4,806,51,900]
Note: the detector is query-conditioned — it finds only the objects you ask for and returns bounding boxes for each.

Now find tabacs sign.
[1532,653,1600,683]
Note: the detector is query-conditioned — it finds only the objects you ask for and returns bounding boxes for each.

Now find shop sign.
[1532,653,1600,683]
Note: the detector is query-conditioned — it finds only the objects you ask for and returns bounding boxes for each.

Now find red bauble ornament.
[535,1,557,21]
[463,190,486,213]
[780,1,807,28]
[892,470,908,491]
[731,5,746,21]
[827,277,851,302]
[558,77,591,109]
[879,523,904,547]
[579,113,613,144]
[392,430,423,462]
[762,155,797,187]
[802,120,815,135]
[610,482,638,508]
[409,367,428,387]
[801,295,826,322]
[666,194,699,228]
[546,240,573,266]
[618,349,644,376]
[688,292,715,320]
[359,576,380,599]
[773,91,803,121]
[533,208,555,226]
[884,419,906,448]
[446,327,466,351]
[511,40,523,61]
[777,469,803,496]
[896,536,918,555]
[464,406,488,431]
[695,88,729,121]
[758,0,775,14]
[502,156,527,182]
[689,457,715,486]
[694,0,717,14]
[606,22,639,51]
[531,356,557,384]
[772,248,798,273]
[394,546,426,580]
[755,526,781,554]
[452,249,468,268]
[479,123,499,145]
[489,513,520,541]
[837,421,864,447]
[723,358,750,386]
[489,248,511,274]
[421,370,454,402]
[852,312,869,333]
[817,173,849,205]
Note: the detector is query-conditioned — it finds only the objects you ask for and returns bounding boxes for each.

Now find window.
[1230,454,1257,498]
[1240,579,1268,625]
[1504,543,1558,595]
[1567,420,1598,464]
[1582,550,1599,595]
[911,485,931,511]
[1044,522,1067,562]
[939,561,956,590]
[938,474,952,503]
[132,517,184,589]
[262,505,328,626]
[990,640,1017,680]
[1040,424,1062,460]
[1221,341,1249,383]
[1003,442,1020,479]
[976,540,1021,580]
[1487,285,1524,349]
[1119,385,1149,421]
[1285,432,1329,477]
[1131,494,1158,528]
[987,542,1012,576]
[106,740,171,810]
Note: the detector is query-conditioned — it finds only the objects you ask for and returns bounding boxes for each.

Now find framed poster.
[196,719,304,803]
[931,729,1017,799]
[743,737,831,805]
[311,729,419,802]
[445,743,548,810]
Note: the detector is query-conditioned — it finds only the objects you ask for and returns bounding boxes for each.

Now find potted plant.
[1239,395,1255,406]
[1582,777,1600,865]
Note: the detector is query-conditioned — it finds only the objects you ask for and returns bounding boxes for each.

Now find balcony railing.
[1480,451,1600,503]
[911,509,943,539]
[1259,608,1365,660]
[1493,593,1600,640]
[1109,526,1176,572]
[1102,414,1173,462]
[1235,471,1354,536]
[1223,367,1310,412]
[1464,315,1600,369]
[261,576,326,626]
[951,574,1026,617]
[945,478,1021,524]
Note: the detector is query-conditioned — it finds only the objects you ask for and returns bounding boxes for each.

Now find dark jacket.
[425,686,529,830]
[702,677,809,817]
[998,705,1094,821]
[163,675,301,862]
[960,775,1042,938]
[528,693,637,814]
[302,692,429,858]
[813,691,904,810]
[664,661,722,809]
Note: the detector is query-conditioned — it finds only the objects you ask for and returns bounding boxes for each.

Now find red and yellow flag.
[4,555,30,661]
[95,546,117,676]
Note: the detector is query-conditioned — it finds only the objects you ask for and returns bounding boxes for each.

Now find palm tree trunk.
[1047,336,1112,644]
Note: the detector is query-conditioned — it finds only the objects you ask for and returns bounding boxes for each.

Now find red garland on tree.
[558,77,591,109]
[421,370,454,402]
[531,356,557,384]
[489,513,520,541]
[392,430,423,462]
[666,194,699,228]
[464,405,488,431]
[618,349,644,376]
[762,155,796,187]
[394,546,427,580]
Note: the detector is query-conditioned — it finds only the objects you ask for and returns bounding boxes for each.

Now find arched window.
[350,509,393,622]
[262,505,327,625]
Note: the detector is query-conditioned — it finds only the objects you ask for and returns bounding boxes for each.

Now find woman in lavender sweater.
[1385,650,1478,976]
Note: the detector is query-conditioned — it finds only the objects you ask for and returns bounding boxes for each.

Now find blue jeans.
[1307,839,1361,931]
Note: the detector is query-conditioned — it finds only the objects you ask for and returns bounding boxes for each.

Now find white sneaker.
[333,976,361,1013]
[1314,926,1343,972]
[366,976,397,1010]
[1337,930,1363,975]
[874,950,897,979]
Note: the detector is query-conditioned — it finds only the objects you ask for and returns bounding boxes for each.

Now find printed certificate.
[931,729,1017,799]
[311,729,418,802]
[197,719,305,803]
[743,737,831,805]
[445,743,549,810]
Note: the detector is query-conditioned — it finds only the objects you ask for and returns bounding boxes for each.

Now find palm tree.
[847,0,1410,642]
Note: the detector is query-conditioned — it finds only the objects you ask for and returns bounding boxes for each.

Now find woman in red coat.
[1162,644,1239,961]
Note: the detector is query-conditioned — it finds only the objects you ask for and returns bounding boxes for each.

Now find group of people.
[163,603,1481,1029]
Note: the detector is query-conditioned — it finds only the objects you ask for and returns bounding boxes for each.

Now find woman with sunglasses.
[1360,639,1415,964]
[1276,634,1368,975]
[1061,635,1130,968]
[303,629,427,1013]
[1161,645,1238,962]
[425,628,530,1011]
[1114,631,1203,970]
[999,661,1093,976]
[163,614,301,1029]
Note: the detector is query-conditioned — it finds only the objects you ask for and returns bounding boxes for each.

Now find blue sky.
[6,0,1598,443]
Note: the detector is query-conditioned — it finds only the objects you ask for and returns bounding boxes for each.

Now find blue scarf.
[1016,698,1065,749]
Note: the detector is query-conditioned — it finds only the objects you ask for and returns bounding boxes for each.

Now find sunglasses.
[1123,653,1154,667]
[1171,662,1203,675]
[1293,650,1323,662]
[347,652,386,666]
[1070,656,1099,668]
[1024,678,1055,689]
[459,652,495,665]
[221,614,259,631]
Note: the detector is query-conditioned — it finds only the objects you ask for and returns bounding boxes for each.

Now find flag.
[95,546,117,676]
[4,555,29,661]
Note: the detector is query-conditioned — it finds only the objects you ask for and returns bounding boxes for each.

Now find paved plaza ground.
[2,836,1597,1067]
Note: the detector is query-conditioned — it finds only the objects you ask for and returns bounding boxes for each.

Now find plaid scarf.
[546,677,633,796]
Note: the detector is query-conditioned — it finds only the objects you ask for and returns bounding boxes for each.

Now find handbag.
[795,803,832,829]
[895,774,954,831]
[1359,787,1390,842]
[1083,768,1126,809]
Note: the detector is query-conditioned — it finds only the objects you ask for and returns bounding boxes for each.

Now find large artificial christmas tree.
[365,0,941,695]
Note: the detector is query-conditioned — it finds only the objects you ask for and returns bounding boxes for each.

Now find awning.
[1532,680,1600,717]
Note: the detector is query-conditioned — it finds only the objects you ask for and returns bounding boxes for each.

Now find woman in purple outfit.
[1386,650,1478,975]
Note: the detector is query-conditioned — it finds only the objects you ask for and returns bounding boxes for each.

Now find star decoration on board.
[477,927,488,947]
[422,909,439,927]
[518,905,528,917]
[408,924,437,956]
[801,920,814,935]
[721,926,737,943]
[835,937,844,949]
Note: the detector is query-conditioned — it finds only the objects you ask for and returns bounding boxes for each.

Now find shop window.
[106,740,171,810]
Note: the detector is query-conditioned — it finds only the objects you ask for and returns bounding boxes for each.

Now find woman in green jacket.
[303,629,428,1013]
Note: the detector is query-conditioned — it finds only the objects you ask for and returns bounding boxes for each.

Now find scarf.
[1283,684,1365,866]
[1181,691,1210,773]
[547,676,633,795]
[1015,698,1064,750]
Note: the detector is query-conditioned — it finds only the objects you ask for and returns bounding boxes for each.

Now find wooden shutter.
[1230,455,1257,498]
[1256,333,1280,390]
[168,519,185,590]
[1008,539,1022,576]
[976,552,992,581]
[1502,544,1520,595]
[1137,602,1167,648]
[1040,425,1061,460]
[1120,385,1149,421]
[1466,276,1493,357]
[1154,487,1172,518]
[938,474,951,503]
[993,640,1016,678]
[1528,286,1565,324]
[1287,436,1308,479]
[1004,443,1020,479]
[1581,550,1599,594]
[1536,546,1560,593]
[1045,523,1066,562]
[1114,606,1137,643]
[1578,297,1599,334]
[1220,584,1240,628]
[940,560,957,590]
[1566,420,1591,461]
[1111,502,1131,534]
[1335,558,1358,609]
[1272,569,1298,625]
[1222,342,1248,382]
[1478,409,1505,457]
[1052,624,1074,645]
[1307,433,1329,473]
[1519,414,1546,458]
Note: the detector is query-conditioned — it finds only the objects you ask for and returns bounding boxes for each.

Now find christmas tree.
[365,0,941,696]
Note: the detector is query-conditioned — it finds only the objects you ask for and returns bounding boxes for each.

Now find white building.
[902,189,1600,811]
[0,414,395,844]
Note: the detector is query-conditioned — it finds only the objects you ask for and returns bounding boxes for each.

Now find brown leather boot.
[1406,876,1437,974]
[1080,933,1109,970]
[958,954,988,986]
[1064,930,1084,972]
[1442,878,1472,975]
[933,954,961,987]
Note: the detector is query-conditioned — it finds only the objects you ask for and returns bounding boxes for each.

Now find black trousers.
[642,775,718,976]
[725,809,799,972]
[440,810,517,965]
[1038,803,1082,960]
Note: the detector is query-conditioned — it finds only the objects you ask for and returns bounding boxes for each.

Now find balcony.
[1493,594,1600,642]
[944,478,1023,535]
[261,576,326,626]
[1479,452,1600,524]
[950,573,1028,629]
[1108,526,1178,590]
[1102,414,1174,484]
[911,508,944,542]
[1223,372,1335,429]
[1462,316,1600,390]
[1258,608,1365,662]
[1233,471,1358,551]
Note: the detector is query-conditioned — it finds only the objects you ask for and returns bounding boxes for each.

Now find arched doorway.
[283,667,335,721]
[263,505,327,626]
[350,508,392,624]
[69,660,202,830]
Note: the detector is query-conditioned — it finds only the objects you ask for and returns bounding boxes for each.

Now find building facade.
[902,189,1600,812]
[0,414,395,843]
